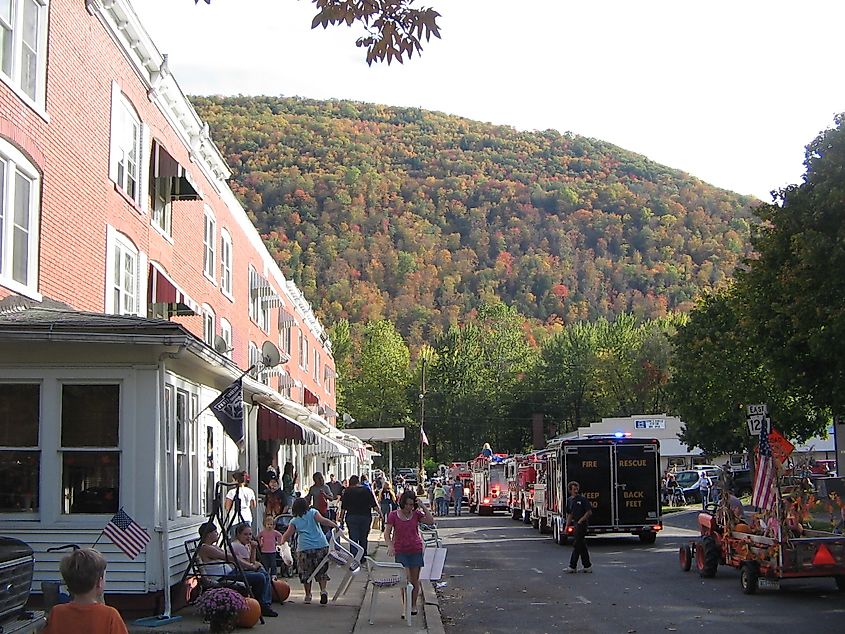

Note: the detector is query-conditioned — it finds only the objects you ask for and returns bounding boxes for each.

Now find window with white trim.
[0,382,40,516]
[105,230,141,316]
[203,206,215,281]
[219,318,232,359]
[248,341,260,379]
[60,383,120,514]
[0,138,40,296]
[248,266,259,321]
[220,229,232,296]
[314,350,320,383]
[110,90,141,203]
[0,0,48,106]
[202,304,215,347]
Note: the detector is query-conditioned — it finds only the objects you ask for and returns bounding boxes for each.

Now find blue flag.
[209,378,244,444]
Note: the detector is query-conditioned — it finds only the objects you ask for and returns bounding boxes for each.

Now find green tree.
[739,113,845,416]
[669,289,825,456]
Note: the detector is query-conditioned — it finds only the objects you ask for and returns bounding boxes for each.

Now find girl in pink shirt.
[257,514,284,578]
[385,490,434,617]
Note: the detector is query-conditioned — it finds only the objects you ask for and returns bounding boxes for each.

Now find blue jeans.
[224,569,272,606]
[346,514,372,557]
[436,498,447,515]
[454,498,462,516]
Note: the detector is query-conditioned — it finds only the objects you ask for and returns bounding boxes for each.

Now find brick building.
[0,0,366,605]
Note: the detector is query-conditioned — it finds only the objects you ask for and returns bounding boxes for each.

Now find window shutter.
[138,123,151,212]
[108,82,121,184]
[137,251,148,316]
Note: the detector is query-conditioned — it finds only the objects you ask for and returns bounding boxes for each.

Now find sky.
[133,0,845,201]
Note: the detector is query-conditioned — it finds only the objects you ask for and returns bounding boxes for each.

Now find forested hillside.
[193,95,757,347]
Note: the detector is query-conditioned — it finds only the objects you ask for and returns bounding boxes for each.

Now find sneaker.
[320,592,328,605]
[261,605,278,617]
[565,567,577,574]
[581,567,593,573]
[304,595,312,604]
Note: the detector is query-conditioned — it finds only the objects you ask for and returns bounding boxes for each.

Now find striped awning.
[278,308,296,328]
[148,262,199,316]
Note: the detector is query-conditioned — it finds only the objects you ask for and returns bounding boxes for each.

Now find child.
[258,514,284,578]
[264,478,284,516]
[279,497,339,605]
[44,548,128,634]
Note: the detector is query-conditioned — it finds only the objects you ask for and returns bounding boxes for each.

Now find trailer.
[469,453,509,515]
[547,436,663,544]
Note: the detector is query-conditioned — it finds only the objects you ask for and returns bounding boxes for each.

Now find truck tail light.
[566,525,574,534]
[483,498,491,504]
[652,524,662,531]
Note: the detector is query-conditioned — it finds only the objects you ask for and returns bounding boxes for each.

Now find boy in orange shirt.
[44,548,128,634]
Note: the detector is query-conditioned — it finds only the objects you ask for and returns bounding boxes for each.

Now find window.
[204,425,215,514]
[324,366,333,395]
[0,383,39,515]
[61,384,120,514]
[220,230,232,296]
[0,139,40,296]
[248,341,260,379]
[105,229,141,316]
[314,350,320,382]
[278,321,291,356]
[203,206,215,281]
[110,89,142,204]
[0,0,48,106]
[174,389,196,516]
[150,159,172,235]
[248,266,259,322]
[248,266,270,331]
[202,304,215,347]
[298,330,308,370]
[219,318,232,359]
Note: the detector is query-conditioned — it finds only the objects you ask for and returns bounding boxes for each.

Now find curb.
[422,582,445,634]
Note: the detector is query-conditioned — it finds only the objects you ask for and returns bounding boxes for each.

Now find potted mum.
[196,587,247,633]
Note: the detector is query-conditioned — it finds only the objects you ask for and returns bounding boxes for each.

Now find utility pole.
[418,354,427,490]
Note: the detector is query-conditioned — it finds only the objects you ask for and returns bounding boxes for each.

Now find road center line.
[531,567,543,574]
[576,596,592,604]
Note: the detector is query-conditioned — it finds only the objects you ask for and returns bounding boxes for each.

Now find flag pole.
[186,365,256,427]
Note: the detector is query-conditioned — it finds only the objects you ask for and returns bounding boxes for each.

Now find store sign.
[634,419,665,430]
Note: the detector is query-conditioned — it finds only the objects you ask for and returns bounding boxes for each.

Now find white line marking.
[576,595,592,604]
[530,602,548,606]
[531,567,543,574]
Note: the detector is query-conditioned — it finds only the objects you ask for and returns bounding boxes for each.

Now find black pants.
[569,523,591,569]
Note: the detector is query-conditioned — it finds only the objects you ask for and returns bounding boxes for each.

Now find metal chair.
[306,528,365,601]
[362,556,412,626]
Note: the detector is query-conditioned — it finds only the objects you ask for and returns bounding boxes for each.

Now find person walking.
[564,481,592,573]
[433,481,447,516]
[384,490,435,618]
[225,470,256,529]
[281,462,298,514]
[339,475,379,556]
[377,481,398,529]
[279,497,339,606]
[305,472,335,536]
[451,477,464,516]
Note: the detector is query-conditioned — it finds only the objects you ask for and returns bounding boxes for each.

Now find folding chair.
[181,538,248,605]
[306,529,365,601]
[362,555,413,626]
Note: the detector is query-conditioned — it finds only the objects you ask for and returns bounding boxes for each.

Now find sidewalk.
[127,527,444,634]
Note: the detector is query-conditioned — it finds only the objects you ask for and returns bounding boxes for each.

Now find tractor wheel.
[835,575,845,591]
[679,544,692,571]
[698,536,720,578]
[740,563,759,595]
[638,530,657,545]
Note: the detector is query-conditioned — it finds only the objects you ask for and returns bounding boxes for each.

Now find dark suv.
[728,469,753,497]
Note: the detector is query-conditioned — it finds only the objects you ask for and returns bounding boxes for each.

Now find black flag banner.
[209,378,244,444]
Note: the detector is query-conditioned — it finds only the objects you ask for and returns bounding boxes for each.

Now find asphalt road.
[434,510,845,633]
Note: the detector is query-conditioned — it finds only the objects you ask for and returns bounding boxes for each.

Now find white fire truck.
[546,435,663,544]
[469,453,509,515]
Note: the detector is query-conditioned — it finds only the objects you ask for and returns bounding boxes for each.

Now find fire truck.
[506,453,544,523]
[530,448,555,533]
[469,453,509,515]
[546,435,663,544]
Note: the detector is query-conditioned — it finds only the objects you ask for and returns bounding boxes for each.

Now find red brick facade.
[0,0,336,417]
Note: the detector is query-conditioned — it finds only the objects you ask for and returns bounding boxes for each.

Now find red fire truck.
[507,453,544,523]
[447,462,472,509]
[469,453,509,515]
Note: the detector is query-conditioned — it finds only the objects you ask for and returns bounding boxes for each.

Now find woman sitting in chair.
[384,490,434,618]
[196,522,278,617]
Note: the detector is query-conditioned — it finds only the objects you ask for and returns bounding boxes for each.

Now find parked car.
[0,537,46,633]
[675,468,722,503]
[727,469,753,497]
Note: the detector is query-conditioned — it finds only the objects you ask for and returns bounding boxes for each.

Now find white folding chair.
[306,528,365,601]
[363,556,413,626]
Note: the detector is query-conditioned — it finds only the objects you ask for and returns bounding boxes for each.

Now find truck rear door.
[614,442,660,527]
[563,444,613,527]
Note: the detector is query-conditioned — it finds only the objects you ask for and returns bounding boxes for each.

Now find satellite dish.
[213,335,231,355]
[261,340,282,368]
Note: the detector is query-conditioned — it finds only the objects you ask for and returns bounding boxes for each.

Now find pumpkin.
[734,523,751,533]
[238,597,262,628]
[272,579,291,603]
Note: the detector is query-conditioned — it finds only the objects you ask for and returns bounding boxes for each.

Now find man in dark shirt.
[340,474,379,556]
[564,481,593,573]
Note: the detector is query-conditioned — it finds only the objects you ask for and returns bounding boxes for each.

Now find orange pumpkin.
[272,579,291,603]
[238,597,262,628]
[734,523,751,533]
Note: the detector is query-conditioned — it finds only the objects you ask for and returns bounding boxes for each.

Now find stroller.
[275,514,297,578]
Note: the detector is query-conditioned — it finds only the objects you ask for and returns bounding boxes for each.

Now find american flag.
[103,509,150,560]
[752,430,777,511]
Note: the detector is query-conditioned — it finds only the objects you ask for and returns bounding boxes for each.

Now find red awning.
[257,405,316,445]
[148,262,200,316]
[303,388,319,406]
